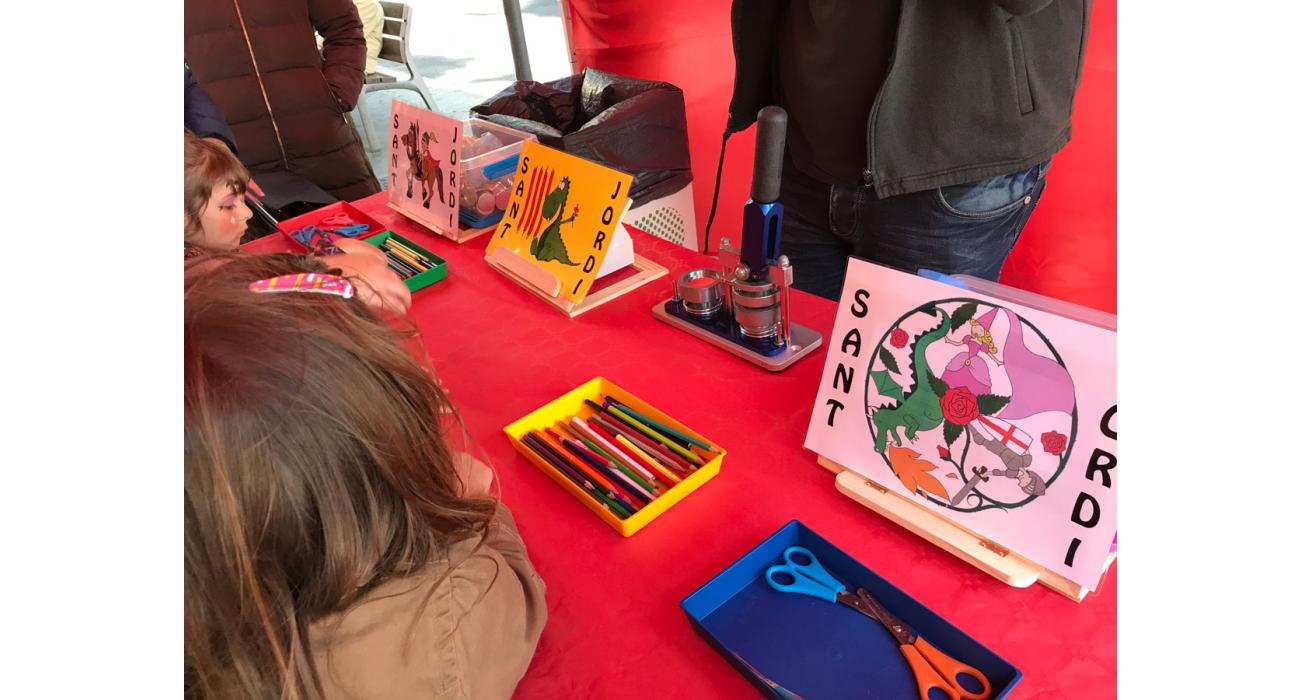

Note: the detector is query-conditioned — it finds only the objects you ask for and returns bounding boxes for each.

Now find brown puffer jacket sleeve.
[310,0,367,111]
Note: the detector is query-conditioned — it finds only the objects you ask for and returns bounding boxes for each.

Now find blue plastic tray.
[681,521,1022,699]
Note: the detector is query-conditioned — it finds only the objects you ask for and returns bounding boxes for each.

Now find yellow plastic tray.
[503,376,725,537]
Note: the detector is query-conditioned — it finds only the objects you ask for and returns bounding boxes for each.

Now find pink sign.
[805,258,1117,592]
[388,101,460,237]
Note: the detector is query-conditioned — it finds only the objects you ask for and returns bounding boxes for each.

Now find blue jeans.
[777,159,1050,300]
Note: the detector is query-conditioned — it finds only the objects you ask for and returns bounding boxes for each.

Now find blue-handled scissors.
[765,547,991,700]
[326,223,370,237]
[288,225,342,256]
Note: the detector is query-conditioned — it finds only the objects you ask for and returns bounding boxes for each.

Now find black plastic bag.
[471,67,692,205]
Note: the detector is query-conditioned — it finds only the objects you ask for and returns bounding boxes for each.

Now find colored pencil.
[586,399,698,469]
[570,417,657,483]
[544,429,649,507]
[521,435,629,518]
[609,430,678,481]
[603,397,690,451]
[522,434,598,494]
[534,430,620,495]
[577,435,658,494]
[383,243,429,270]
[384,238,434,264]
[559,434,654,503]
[524,432,597,490]
[616,434,681,485]
[605,404,705,465]
[384,253,422,277]
[531,432,640,515]
[562,436,655,504]
[384,248,428,273]
[589,412,695,475]
[605,398,716,452]
[585,417,685,481]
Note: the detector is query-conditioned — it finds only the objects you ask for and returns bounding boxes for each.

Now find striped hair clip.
[248,273,355,299]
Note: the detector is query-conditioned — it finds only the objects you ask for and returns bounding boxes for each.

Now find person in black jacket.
[725,0,1091,299]
[185,65,265,198]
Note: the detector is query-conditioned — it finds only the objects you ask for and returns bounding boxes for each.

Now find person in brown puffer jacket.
[185,0,381,202]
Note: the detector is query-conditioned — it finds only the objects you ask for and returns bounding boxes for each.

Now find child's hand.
[323,251,412,314]
[332,237,387,262]
[453,452,496,498]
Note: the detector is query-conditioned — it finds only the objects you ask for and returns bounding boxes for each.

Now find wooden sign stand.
[387,201,499,244]
[815,454,1104,602]
[485,245,667,318]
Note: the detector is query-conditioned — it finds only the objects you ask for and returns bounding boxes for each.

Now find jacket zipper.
[864,10,906,190]
[231,0,289,168]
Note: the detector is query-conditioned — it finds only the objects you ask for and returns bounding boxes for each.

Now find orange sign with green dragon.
[486,142,633,304]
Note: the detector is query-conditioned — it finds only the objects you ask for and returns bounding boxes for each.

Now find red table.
[248,193,1117,698]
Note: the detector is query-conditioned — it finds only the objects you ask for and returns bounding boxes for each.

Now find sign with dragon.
[806,258,1117,591]
[486,141,634,304]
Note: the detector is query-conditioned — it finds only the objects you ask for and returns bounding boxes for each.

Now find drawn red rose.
[937,446,950,460]
[940,387,980,426]
[1041,431,1068,456]
[889,328,908,348]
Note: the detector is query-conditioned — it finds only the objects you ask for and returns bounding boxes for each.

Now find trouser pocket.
[934,160,1048,219]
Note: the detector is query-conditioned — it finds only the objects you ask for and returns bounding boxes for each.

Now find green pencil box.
[363,231,448,293]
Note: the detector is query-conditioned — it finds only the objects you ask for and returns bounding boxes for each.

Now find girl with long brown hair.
[184,253,546,699]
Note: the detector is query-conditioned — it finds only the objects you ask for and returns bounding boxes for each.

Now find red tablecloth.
[246,193,1117,698]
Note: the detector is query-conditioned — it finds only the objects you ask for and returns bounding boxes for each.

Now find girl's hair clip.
[248,273,355,299]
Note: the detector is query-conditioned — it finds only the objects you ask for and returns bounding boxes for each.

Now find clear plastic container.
[458,118,537,228]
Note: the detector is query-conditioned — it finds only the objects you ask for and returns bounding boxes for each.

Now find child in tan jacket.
[184,253,546,699]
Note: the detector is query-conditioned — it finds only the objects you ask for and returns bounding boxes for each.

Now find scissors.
[765,547,991,700]
[287,225,341,256]
[325,223,370,237]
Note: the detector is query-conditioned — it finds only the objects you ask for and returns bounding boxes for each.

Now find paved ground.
[356,0,571,186]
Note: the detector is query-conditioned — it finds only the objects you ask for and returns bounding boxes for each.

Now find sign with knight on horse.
[805,258,1118,592]
[388,101,460,237]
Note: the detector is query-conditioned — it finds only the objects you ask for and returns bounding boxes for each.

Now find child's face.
[198,183,252,250]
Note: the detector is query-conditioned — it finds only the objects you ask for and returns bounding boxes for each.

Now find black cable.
[702,130,732,256]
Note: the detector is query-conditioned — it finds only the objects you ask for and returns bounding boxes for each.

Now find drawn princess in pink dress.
[941,306,1076,421]
[942,310,1002,395]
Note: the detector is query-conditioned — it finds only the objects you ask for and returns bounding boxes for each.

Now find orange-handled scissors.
[765,546,991,700]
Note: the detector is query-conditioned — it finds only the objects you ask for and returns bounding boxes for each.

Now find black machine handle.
[750,106,787,204]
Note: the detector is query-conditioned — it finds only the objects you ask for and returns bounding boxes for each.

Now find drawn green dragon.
[530,176,578,265]
[869,306,951,454]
